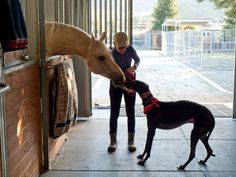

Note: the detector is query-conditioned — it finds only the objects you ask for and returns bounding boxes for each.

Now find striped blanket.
[52,59,78,138]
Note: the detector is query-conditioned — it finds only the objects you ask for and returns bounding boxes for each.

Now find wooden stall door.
[5,64,42,177]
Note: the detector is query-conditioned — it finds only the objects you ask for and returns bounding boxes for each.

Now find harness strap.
[143,97,160,114]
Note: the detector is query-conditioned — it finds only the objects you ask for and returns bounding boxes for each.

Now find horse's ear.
[99,32,107,42]
[91,34,96,42]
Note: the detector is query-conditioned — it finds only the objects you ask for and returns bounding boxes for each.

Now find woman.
[108,32,140,152]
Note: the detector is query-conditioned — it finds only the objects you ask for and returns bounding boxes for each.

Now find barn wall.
[4,64,42,177]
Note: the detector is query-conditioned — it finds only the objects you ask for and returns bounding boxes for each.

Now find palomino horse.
[45,22,125,86]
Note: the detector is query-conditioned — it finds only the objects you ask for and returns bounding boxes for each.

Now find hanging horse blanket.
[0,0,28,51]
[52,59,78,138]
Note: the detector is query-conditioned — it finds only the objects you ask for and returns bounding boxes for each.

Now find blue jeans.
[109,83,136,133]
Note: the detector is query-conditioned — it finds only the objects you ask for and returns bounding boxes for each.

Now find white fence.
[162,29,235,69]
[133,31,162,50]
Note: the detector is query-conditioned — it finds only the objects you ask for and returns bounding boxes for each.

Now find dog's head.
[123,80,150,95]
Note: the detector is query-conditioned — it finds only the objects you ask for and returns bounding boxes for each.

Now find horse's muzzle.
[112,74,126,87]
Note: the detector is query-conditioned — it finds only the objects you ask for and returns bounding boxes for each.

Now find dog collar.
[140,92,152,99]
[143,96,160,114]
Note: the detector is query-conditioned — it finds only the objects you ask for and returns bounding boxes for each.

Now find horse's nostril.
[112,74,126,87]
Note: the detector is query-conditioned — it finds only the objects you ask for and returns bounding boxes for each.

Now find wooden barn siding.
[46,57,66,166]
[4,64,42,177]
[0,57,70,176]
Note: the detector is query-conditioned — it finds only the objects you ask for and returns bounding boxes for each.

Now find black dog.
[124,80,215,170]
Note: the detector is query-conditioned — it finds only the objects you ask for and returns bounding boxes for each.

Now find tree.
[197,0,236,29]
[152,0,179,31]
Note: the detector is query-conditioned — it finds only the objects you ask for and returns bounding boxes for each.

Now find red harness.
[142,96,160,114]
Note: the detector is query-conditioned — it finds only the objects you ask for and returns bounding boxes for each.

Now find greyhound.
[124,80,215,170]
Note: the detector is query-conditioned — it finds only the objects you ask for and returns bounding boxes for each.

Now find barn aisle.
[40,114,236,177]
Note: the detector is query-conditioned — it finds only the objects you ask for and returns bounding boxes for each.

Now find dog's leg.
[137,131,149,160]
[199,134,215,164]
[137,129,156,166]
[199,125,215,164]
[178,128,200,170]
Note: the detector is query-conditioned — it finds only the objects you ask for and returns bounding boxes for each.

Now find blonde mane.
[45,22,90,57]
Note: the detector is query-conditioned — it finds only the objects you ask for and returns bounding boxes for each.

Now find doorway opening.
[92,0,235,118]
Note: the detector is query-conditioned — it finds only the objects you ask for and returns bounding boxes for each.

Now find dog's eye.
[98,55,105,61]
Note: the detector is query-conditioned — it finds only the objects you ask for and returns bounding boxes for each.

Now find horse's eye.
[98,55,105,61]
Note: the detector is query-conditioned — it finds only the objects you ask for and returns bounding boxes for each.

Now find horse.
[45,22,125,86]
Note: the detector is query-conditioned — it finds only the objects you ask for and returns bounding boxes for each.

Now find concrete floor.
[40,114,236,177]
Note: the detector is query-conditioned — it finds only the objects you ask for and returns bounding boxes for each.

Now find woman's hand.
[126,66,136,73]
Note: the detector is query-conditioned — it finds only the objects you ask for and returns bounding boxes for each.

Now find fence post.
[233,27,236,119]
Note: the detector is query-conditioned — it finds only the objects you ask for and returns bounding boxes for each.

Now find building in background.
[132,0,224,50]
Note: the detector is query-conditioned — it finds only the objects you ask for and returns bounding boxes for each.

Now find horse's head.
[86,32,125,87]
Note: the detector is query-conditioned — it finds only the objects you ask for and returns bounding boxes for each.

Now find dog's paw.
[211,153,216,157]
[137,161,145,166]
[137,155,143,159]
[177,165,185,170]
[198,160,206,165]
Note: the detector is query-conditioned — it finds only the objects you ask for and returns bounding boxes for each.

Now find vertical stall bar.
[64,0,70,24]
[104,0,107,43]
[233,26,236,119]
[88,0,92,34]
[94,0,97,37]
[72,0,78,26]
[58,0,64,22]
[99,0,102,34]
[86,0,92,114]
[54,0,59,21]
[83,0,88,31]
[70,0,74,25]
[109,0,113,48]
[38,0,49,171]
[120,0,122,32]
[78,0,83,27]
[128,0,133,44]
[114,0,117,34]
[124,0,127,33]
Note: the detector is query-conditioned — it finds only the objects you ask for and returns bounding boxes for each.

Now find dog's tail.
[206,115,216,157]
[206,117,215,139]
